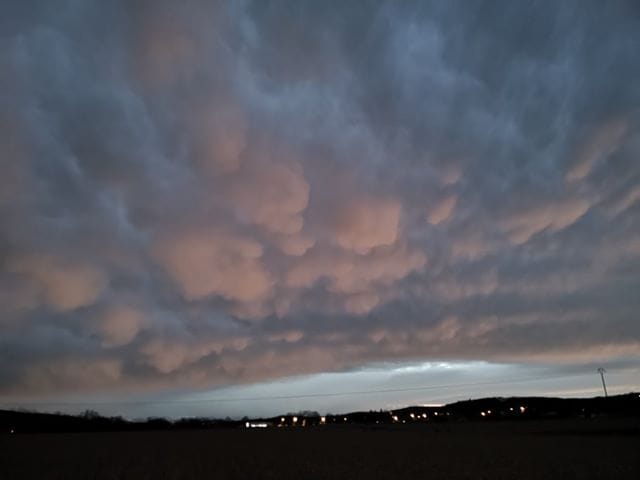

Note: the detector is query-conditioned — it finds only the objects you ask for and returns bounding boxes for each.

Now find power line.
[597,367,608,397]
[0,371,595,407]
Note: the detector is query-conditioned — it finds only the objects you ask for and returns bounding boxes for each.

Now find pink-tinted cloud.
[427,195,457,225]
[332,197,401,253]
[501,197,590,245]
[566,119,628,182]
[129,2,200,87]
[344,292,380,315]
[97,306,146,347]
[286,244,426,297]
[152,228,273,303]
[7,255,106,312]
[228,161,310,235]
[191,100,248,174]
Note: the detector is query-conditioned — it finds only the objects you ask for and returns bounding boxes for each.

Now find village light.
[293,416,298,423]
[247,422,268,428]
[320,416,326,424]
[480,412,486,417]
[520,406,526,413]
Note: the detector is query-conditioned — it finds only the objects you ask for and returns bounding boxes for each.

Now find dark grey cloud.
[1,0,639,406]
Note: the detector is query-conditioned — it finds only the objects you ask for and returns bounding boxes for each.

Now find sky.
[1,0,639,419]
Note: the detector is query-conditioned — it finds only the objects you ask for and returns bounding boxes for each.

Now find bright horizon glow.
[3,360,638,419]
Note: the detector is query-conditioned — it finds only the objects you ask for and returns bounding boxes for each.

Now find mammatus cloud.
[96,306,146,348]
[565,119,628,183]
[427,195,457,225]
[0,0,639,400]
[501,197,591,245]
[332,197,401,253]
[7,254,107,312]
[153,227,273,303]
[228,161,309,236]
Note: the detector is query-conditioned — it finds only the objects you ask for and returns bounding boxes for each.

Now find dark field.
[3,419,639,479]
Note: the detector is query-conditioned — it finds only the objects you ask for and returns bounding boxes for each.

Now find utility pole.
[597,367,608,397]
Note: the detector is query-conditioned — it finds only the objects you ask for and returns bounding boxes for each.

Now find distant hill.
[2,393,638,434]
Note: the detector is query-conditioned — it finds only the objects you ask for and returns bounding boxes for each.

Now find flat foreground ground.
[2,418,639,479]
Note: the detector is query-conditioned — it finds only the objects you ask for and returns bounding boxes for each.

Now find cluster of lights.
[481,406,526,417]
[253,408,452,429]
[391,411,436,422]
[245,422,268,428]
[408,412,430,420]
[274,415,329,428]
